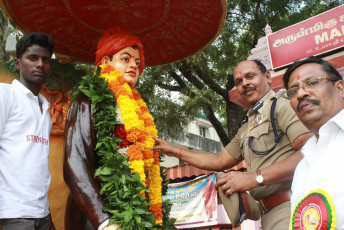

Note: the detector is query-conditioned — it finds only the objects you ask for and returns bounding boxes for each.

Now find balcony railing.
[162,130,223,154]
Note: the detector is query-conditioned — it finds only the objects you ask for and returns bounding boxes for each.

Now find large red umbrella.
[0,0,226,66]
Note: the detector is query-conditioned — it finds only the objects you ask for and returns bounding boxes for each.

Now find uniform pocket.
[247,121,273,152]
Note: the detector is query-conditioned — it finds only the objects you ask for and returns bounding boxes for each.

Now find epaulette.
[241,116,248,125]
[275,89,287,99]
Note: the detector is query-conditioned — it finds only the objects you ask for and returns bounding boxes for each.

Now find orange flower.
[153,151,160,164]
[102,65,115,73]
[149,203,163,220]
[127,128,144,143]
[144,118,155,127]
[127,144,143,161]
[143,150,154,160]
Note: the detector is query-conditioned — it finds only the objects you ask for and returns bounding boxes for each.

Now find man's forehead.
[114,47,139,57]
[26,45,50,53]
[234,61,258,76]
[290,63,325,81]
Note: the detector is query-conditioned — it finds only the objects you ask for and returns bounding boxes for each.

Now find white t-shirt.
[291,108,344,229]
[0,80,52,218]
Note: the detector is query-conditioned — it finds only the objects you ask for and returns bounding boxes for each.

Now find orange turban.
[95,28,145,75]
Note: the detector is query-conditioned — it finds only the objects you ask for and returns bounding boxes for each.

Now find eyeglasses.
[286,76,336,99]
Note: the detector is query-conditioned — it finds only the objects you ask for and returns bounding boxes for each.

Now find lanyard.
[248,97,284,155]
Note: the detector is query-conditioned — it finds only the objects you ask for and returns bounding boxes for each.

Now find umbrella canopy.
[1,0,226,66]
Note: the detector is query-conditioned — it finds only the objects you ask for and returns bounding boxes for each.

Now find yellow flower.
[129,160,146,182]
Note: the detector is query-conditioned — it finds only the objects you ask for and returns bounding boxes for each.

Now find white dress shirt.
[291,108,344,229]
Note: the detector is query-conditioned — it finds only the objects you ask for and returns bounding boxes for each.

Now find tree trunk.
[0,9,10,62]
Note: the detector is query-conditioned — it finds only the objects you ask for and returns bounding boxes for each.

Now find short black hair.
[252,59,267,74]
[16,32,54,59]
[283,56,343,89]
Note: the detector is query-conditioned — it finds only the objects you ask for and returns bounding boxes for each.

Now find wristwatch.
[256,169,265,186]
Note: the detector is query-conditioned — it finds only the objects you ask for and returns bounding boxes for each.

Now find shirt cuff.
[98,219,109,230]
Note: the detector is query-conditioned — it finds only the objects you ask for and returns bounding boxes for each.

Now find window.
[199,127,206,137]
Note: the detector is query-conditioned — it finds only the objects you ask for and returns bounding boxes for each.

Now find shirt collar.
[12,79,32,96]
[12,79,50,107]
[321,108,344,132]
[302,108,344,159]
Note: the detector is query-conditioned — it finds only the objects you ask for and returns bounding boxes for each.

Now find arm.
[217,133,312,196]
[152,136,239,171]
[217,94,313,196]
[261,132,313,185]
[64,94,110,228]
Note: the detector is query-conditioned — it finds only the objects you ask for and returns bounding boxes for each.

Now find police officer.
[152,60,312,229]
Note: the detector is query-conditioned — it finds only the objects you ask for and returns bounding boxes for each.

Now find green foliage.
[71,66,175,229]
[160,161,177,229]
[139,0,342,144]
[136,68,196,139]
[45,60,86,92]
[0,0,341,144]
[0,58,18,78]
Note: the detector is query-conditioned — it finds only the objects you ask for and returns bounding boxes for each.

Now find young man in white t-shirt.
[0,32,55,230]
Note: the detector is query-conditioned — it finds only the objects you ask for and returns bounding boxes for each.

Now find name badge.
[249,115,269,130]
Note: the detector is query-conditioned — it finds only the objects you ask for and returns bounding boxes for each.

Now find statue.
[64,29,169,230]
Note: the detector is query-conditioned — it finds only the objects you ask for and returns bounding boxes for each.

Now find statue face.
[102,47,141,87]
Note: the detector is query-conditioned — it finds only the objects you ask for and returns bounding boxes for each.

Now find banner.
[163,174,219,229]
[267,5,344,69]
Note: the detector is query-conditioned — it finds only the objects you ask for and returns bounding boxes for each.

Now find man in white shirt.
[0,32,55,230]
[283,56,344,229]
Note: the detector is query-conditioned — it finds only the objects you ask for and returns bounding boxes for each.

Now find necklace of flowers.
[100,64,163,223]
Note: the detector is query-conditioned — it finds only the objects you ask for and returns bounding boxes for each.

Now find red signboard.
[267,5,344,69]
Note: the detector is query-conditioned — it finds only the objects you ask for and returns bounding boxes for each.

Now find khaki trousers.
[261,201,291,230]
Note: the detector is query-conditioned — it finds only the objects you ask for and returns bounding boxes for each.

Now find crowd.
[0,30,343,230]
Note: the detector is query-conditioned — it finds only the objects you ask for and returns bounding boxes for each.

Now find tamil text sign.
[268,5,344,69]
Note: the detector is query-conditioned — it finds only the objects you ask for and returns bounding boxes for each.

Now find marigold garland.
[100,64,163,223]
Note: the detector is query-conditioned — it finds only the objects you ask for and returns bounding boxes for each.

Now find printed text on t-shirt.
[26,135,49,145]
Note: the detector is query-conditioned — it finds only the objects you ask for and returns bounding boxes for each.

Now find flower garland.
[71,65,176,229]
[100,65,163,223]
[290,189,336,230]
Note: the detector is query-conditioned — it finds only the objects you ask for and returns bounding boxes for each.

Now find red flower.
[114,124,129,148]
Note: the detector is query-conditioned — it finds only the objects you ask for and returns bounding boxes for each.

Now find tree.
[0,1,341,146]
[0,8,10,61]
[137,0,342,146]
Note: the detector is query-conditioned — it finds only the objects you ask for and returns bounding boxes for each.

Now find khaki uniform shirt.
[225,90,310,200]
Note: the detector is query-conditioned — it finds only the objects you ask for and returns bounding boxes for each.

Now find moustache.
[243,86,255,95]
[297,98,320,112]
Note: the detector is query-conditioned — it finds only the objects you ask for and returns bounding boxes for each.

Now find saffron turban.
[95,28,145,75]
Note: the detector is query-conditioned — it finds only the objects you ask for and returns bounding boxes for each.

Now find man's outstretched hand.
[151,136,178,158]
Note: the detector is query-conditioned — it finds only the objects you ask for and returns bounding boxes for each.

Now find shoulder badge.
[275,89,287,99]
[241,116,248,125]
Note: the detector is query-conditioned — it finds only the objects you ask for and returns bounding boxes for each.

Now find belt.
[257,188,291,214]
